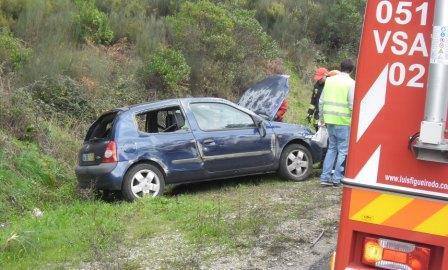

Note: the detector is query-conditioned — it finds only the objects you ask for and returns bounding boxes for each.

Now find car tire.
[279,144,313,181]
[122,163,165,201]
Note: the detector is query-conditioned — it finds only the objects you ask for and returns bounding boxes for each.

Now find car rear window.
[85,112,118,141]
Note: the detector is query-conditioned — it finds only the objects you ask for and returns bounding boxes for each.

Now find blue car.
[76,75,322,201]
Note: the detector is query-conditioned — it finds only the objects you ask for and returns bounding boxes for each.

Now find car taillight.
[102,141,117,163]
[362,237,430,270]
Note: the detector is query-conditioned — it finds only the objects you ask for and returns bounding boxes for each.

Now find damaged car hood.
[237,75,289,121]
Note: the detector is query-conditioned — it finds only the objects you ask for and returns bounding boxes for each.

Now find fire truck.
[332,0,448,269]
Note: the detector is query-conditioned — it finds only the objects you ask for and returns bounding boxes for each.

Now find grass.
[0,61,324,269]
[0,165,330,269]
[284,61,313,127]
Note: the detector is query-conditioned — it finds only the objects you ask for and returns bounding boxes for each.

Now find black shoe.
[320,181,333,186]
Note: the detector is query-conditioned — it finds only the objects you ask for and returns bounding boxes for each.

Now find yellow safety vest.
[322,76,352,126]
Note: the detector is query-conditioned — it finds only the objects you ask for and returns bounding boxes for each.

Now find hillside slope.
[0,0,363,268]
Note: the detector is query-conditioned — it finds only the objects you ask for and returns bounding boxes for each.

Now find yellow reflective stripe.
[413,206,448,236]
[322,101,348,107]
[350,189,448,237]
[351,194,413,224]
[323,110,351,117]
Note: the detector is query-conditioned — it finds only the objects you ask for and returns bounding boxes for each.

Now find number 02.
[389,63,425,88]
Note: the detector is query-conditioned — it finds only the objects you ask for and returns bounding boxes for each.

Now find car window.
[135,107,189,134]
[190,103,255,131]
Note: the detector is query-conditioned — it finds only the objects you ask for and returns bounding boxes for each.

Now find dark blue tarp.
[238,75,290,120]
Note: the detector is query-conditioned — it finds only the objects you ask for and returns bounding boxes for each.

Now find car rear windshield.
[85,111,118,141]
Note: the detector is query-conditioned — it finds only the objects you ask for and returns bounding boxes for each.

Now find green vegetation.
[0,0,363,268]
[141,48,191,95]
[74,0,114,44]
[0,29,31,71]
[168,1,280,97]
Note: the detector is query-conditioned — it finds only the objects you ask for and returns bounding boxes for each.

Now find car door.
[133,106,205,183]
[188,102,276,176]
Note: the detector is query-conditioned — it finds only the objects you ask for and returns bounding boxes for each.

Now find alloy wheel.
[286,149,309,178]
[131,169,160,197]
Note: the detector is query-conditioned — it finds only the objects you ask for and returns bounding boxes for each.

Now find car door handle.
[203,139,215,145]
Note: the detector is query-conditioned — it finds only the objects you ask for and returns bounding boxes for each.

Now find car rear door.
[187,101,276,176]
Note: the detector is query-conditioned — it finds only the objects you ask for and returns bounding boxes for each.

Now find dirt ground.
[80,174,342,270]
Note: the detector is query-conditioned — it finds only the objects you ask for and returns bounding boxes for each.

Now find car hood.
[237,75,290,121]
[269,121,314,137]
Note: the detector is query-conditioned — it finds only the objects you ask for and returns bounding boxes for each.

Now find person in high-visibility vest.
[307,69,341,130]
[318,59,355,187]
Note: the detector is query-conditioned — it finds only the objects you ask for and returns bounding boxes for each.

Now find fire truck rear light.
[379,239,415,253]
[362,237,430,270]
[363,239,383,263]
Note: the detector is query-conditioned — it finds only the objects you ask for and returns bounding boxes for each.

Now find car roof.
[115,97,236,113]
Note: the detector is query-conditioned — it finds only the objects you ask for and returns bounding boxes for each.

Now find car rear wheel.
[122,164,165,201]
[279,144,313,181]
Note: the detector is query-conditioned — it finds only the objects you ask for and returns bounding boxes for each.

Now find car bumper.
[309,140,324,163]
[75,162,128,190]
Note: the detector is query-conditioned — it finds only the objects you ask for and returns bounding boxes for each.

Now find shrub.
[0,29,31,71]
[167,0,280,98]
[313,0,364,56]
[0,0,25,30]
[74,0,113,44]
[24,75,93,119]
[141,48,190,96]
[0,82,38,141]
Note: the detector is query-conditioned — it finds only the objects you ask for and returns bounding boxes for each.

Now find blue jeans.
[320,124,350,184]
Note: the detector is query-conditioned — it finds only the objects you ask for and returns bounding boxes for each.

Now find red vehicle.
[333,0,448,269]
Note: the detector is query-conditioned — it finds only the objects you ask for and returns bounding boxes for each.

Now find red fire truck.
[333,0,448,269]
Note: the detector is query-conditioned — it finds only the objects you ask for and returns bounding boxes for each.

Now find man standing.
[306,67,328,130]
[319,59,355,187]
[307,67,329,130]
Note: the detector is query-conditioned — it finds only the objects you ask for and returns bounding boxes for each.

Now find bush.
[313,0,364,56]
[101,0,168,56]
[141,48,190,96]
[167,0,280,98]
[24,75,93,119]
[0,29,31,71]
[74,0,113,44]
[0,0,25,30]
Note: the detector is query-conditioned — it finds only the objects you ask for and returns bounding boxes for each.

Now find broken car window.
[135,107,188,134]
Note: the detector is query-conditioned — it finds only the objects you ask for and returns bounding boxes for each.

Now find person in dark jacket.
[307,67,329,130]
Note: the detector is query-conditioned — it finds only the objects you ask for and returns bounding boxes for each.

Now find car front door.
[187,102,276,176]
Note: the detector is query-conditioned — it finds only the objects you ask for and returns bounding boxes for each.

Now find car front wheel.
[122,163,165,201]
[279,144,313,181]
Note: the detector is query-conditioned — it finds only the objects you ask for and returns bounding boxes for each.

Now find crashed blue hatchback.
[76,75,322,201]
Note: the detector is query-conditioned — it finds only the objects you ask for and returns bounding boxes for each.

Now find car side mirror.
[254,117,266,137]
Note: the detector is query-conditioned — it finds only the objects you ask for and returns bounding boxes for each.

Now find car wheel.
[279,144,313,181]
[122,163,165,201]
